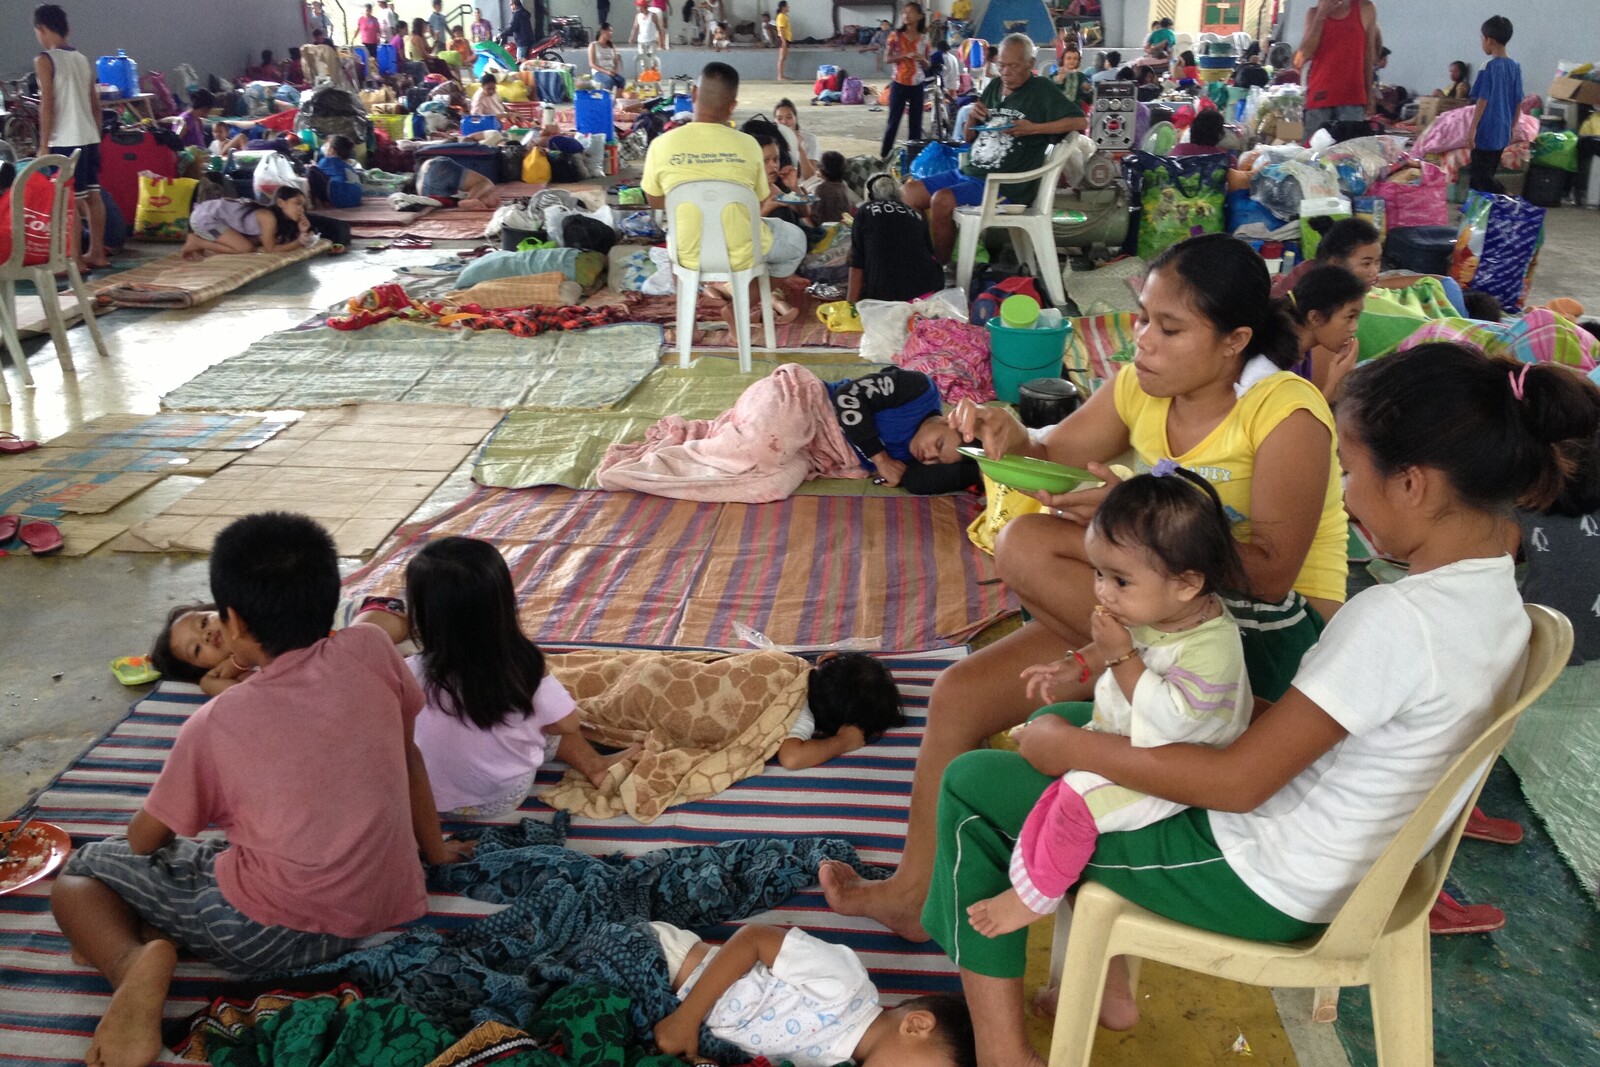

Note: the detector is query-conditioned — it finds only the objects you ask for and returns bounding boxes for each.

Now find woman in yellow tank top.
[821,233,1349,941]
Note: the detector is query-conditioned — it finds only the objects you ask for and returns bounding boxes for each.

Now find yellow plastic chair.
[1046,604,1573,1067]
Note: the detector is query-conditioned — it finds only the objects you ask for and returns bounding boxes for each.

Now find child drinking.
[53,514,469,1067]
[966,466,1253,937]
[651,922,976,1067]
[405,536,632,817]
[1281,264,1367,400]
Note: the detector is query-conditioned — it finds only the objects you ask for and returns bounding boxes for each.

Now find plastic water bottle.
[1038,308,1064,329]
[1281,247,1298,274]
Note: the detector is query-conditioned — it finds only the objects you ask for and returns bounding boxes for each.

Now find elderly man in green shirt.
[901,33,1088,263]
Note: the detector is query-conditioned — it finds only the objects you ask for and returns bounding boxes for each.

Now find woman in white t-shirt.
[405,537,636,818]
[829,343,1600,1067]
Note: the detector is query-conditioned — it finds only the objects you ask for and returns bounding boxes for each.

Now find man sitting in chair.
[642,61,808,315]
[902,34,1088,263]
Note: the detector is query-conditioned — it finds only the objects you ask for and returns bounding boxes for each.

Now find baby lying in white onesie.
[650,922,976,1067]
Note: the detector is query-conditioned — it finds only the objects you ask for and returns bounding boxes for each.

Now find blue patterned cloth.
[295,814,884,1064]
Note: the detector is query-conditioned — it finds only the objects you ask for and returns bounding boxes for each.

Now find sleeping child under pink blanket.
[597,364,979,502]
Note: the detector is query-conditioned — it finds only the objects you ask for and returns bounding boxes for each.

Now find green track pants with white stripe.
[922,702,1324,979]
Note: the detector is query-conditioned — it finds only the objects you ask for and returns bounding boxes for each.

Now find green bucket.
[988,319,1073,404]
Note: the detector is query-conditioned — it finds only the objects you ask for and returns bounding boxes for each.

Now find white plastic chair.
[663,179,775,373]
[953,140,1074,308]
[1045,604,1573,1067]
[0,151,110,405]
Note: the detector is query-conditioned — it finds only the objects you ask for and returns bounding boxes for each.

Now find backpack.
[142,71,178,118]
[841,77,864,105]
[561,213,617,255]
[303,86,362,118]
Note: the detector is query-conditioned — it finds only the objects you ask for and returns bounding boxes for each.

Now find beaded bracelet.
[1069,649,1091,684]
[1104,648,1139,669]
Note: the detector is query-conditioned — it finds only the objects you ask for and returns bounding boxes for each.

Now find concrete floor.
[2,82,1599,1065]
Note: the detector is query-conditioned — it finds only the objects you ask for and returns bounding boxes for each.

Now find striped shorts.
[62,837,358,975]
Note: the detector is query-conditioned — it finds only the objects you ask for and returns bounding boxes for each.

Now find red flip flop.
[1463,806,1524,845]
[0,432,40,455]
[18,520,63,556]
[0,514,18,542]
[1429,891,1505,936]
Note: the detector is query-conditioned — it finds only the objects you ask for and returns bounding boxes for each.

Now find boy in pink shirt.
[51,512,471,1067]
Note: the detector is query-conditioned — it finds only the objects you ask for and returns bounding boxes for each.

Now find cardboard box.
[1549,77,1600,108]
[1415,95,1471,133]
[1273,120,1305,144]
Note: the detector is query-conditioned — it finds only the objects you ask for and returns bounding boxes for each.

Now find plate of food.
[959,447,1097,494]
[978,119,1015,133]
[774,191,817,205]
[0,818,72,896]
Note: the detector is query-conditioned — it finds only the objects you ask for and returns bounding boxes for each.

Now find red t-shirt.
[145,624,428,938]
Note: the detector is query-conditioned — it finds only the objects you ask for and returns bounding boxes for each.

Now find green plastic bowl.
[959,447,1096,494]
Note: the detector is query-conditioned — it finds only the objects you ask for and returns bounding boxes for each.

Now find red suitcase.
[98,127,177,222]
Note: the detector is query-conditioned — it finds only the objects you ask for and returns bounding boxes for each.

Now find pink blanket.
[597,364,868,502]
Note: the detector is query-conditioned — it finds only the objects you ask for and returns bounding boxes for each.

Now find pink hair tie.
[1510,363,1531,401]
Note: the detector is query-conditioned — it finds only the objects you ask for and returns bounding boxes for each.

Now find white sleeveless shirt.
[44,47,99,147]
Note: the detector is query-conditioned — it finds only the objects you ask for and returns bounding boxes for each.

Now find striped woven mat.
[344,486,1016,650]
[0,648,962,1064]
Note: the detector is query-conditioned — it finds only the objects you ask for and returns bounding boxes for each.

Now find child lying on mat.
[53,513,472,1067]
[829,368,981,493]
[150,594,411,696]
[651,922,977,1067]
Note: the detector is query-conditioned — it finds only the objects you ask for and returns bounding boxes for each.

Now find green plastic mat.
[472,355,903,494]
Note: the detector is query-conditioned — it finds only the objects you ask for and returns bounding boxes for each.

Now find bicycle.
[0,78,41,160]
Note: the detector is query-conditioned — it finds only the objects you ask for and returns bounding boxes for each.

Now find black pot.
[1018,377,1082,429]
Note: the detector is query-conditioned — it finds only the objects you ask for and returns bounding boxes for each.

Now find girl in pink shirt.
[405,536,635,818]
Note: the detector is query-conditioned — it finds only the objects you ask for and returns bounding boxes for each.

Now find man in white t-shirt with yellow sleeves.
[641,62,807,284]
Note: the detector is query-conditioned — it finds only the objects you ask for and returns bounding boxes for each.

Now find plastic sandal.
[1429,891,1505,935]
[1463,806,1524,845]
[111,655,162,686]
[0,432,40,455]
[18,520,63,555]
[0,514,17,542]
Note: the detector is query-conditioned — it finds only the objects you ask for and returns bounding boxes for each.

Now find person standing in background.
[1465,15,1522,194]
[1298,0,1381,137]
[308,1,334,43]
[775,1,792,80]
[471,7,494,42]
[356,3,381,50]
[596,0,612,36]
[32,3,108,271]
[428,0,449,47]
[878,2,929,158]
[375,0,399,39]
